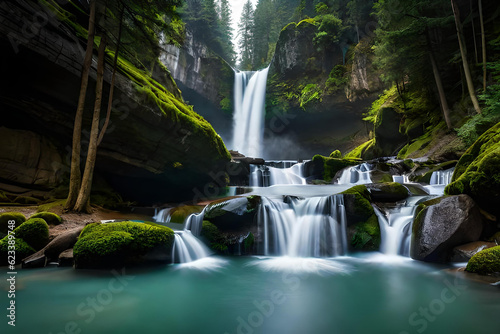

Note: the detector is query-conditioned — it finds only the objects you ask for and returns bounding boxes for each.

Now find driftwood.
[22,227,83,268]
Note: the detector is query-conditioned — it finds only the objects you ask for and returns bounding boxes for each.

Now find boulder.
[451,241,497,262]
[0,211,26,237]
[73,221,174,269]
[466,245,500,275]
[29,212,62,225]
[411,195,483,262]
[58,249,74,267]
[366,182,409,202]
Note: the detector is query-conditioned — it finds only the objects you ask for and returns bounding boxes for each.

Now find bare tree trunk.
[65,0,96,211]
[97,6,124,146]
[430,52,452,129]
[74,36,107,213]
[470,0,478,64]
[479,0,486,91]
[451,0,481,114]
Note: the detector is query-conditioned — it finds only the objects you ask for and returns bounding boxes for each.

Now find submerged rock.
[411,195,483,262]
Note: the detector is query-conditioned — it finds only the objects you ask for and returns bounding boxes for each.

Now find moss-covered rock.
[0,212,26,236]
[169,205,204,224]
[489,232,500,244]
[329,150,342,158]
[366,182,409,202]
[466,245,500,275]
[13,218,49,250]
[445,122,500,217]
[350,214,381,251]
[341,185,373,218]
[201,221,228,252]
[13,196,40,205]
[312,155,360,182]
[74,221,175,269]
[29,212,62,225]
[344,139,376,160]
[0,237,36,266]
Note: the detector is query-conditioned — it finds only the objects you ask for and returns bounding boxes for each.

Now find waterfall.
[250,161,307,187]
[232,67,270,158]
[374,197,428,256]
[429,168,455,185]
[172,231,211,263]
[337,163,373,185]
[257,195,348,257]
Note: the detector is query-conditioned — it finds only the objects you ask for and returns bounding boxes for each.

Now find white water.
[172,230,211,263]
[337,163,373,184]
[374,196,429,256]
[429,168,455,185]
[257,195,348,257]
[250,162,307,187]
[232,67,270,158]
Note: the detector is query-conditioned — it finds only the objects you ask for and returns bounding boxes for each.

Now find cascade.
[373,196,430,256]
[257,195,348,257]
[250,161,307,187]
[429,168,455,185]
[337,163,373,185]
[232,67,270,158]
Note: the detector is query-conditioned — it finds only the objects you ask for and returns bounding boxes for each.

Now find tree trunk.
[470,0,478,64]
[97,6,124,146]
[451,0,481,114]
[479,0,486,91]
[74,36,107,213]
[65,0,96,211]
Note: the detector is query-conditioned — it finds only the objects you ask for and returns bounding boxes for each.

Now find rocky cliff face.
[266,20,384,158]
[0,1,230,204]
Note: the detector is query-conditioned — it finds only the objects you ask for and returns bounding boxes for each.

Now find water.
[425,168,455,195]
[6,257,499,334]
[250,162,307,187]
[232,67,270,158]
[172,230,211,263]
[337,163,373,184]
[374,196,431,256]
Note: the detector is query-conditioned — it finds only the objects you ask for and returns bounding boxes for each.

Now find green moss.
[13,196,40,205]
[312,155,360,182]
[351,214,381,251]
[488,232,500,244]
[341,185,374,218]
[445,122,500,215]
[299,84,322,110]
[169,206,204,224]
[344,139,375,159]
[368,182,409,202]
[0,212,26,235]
[0,237,36,265]
[37,200,66,213]
[397,121,448,159]
[329,150,342,158]
[74,221,175,268]
[201,220,228,252]
[29,212,62,225]
[13,218,49,250]
[465,245,500,275]
[244,232,254,252]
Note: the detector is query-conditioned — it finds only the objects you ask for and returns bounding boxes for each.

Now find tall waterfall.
[257,195,348,257]
[232,67,270,158]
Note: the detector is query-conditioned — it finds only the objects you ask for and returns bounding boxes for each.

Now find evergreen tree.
[218,0,236,63]
[252,0,274,68]
[238,0,255,69]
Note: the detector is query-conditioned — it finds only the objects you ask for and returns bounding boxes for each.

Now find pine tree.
[238,0,255,69]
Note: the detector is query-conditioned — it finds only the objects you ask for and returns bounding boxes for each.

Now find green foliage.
[345,139,375,159]
[315,2,328,15]
[29,212,62,225]
[299,84,322,110]
[169,206,204,224]
[75,221,175,268]
[13,218,50,251]
[466,245,500,275]
[0,212,26,235]
[363,86,397,124]
[312,155,360,182]
[341,185,374,218]
[220,97,232,113]
[326,65,348,92]
[313,14,344,47]
[201,220,228,251]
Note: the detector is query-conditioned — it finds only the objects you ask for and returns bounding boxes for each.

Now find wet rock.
[58,249,74,267]
[366,182,409,202]
[451,241,497,262]
[411,195,483,262]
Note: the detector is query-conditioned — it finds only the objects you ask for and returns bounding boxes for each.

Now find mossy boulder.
[329,150,342,158]
[489,232,500,244]
[350,214,381,251]
[74,221,175,269]
[29,212,62,225]
[445,122,500,217]
[344,139,376,160]
[311,155,360,182]
[0,212,26,236]
[204,196,260,231]
[466,245,500,275]
[411,195,483,262]
[341,186,380,251]
[168,205,204,224]
[366,182,409,202]
[0,238,36,266]
[13,218,49,250]
[13,196,40,205]
[200,220,255,254]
